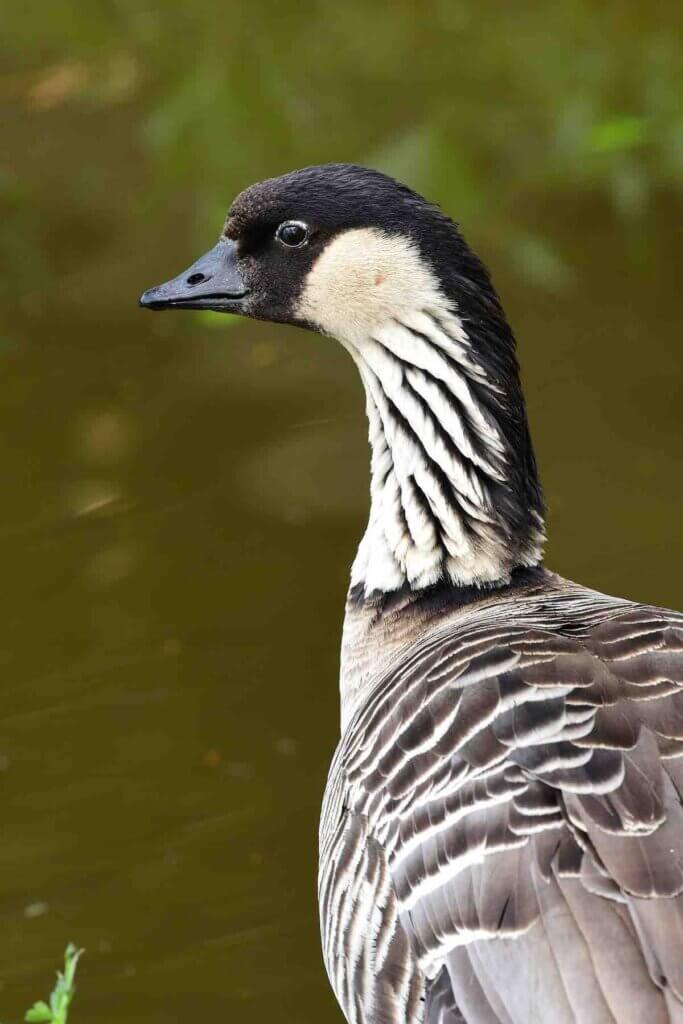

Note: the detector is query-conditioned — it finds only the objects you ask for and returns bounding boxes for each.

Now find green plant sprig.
[23,945,84,1024]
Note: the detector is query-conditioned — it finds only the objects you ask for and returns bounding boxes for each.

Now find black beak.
[139,239,248,312]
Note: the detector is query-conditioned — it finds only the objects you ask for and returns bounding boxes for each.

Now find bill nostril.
[186,272,206,286]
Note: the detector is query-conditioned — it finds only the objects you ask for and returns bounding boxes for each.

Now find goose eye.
[276,221,309,248]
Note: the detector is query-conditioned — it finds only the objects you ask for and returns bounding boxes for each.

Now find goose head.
[140,164,545,599]
[140,164,489,339]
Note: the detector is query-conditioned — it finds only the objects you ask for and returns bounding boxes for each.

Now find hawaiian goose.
[140,164,683,1024]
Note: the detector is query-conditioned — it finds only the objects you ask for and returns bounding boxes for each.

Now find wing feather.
[320,592,683,1022]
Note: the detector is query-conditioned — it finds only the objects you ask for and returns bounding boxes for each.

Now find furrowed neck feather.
[295,227,545,602]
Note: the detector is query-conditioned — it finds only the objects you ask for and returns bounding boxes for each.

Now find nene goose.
[140,164,683,1024]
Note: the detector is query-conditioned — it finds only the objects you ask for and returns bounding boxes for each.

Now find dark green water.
[1,3,682,1021]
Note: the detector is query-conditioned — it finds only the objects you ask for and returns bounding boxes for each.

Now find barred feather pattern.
[293,227,546,600]
[320,574,683,1023]
[346,304,543,598]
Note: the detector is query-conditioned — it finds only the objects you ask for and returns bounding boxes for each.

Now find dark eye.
[276,221,309,248]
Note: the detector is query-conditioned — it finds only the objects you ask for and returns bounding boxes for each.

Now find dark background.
[1,2,682,1020]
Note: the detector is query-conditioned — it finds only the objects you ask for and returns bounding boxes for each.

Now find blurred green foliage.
[1,0,682,298]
